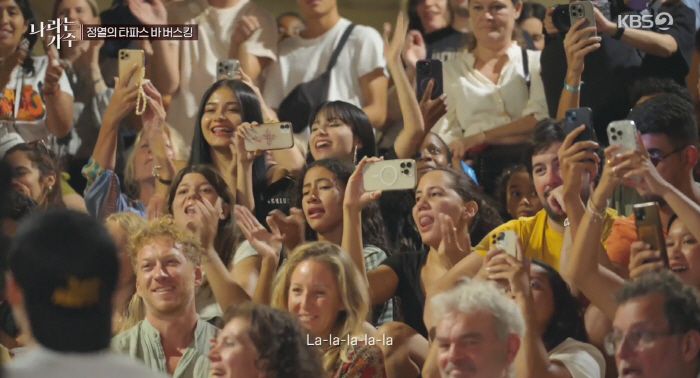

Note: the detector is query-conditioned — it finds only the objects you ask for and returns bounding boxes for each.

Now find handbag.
[277,24,356,134]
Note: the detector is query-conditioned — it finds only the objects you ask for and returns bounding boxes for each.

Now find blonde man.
[112,217,219,378]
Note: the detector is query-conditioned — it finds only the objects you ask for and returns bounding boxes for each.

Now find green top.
[112,318,220,378]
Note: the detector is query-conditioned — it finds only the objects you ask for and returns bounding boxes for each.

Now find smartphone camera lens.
[635,208,646,221]
[610,127,616,133]
[617,131,623,136]
[403,169,410,175]
[400,162,406,168]
[611,135,617,141]
[406,162,413,168]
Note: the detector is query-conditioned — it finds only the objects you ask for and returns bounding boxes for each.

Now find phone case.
[493,230,518,258]
[570,1,597,39]
[217,59,240,80]
[362,159,417,192]
[118,49,145,88]
[564,108,596,144]
[634,202,670,267]
[416,60,444,100]
[607,121,638,154]
[243,123,295,152]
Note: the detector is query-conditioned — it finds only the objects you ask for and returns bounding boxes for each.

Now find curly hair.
[223,302,325,378]
[128,216,203,271]
[291,159,389,254]
[531,260,588,351]
[271,242,370,374]
[495,165,529,220]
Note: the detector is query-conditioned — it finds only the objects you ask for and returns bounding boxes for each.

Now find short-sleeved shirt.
[112,318,220,378]
[474,208,618,270]
[263,18,385,140]
[165,0,278,142]
[605,214,668,267]
[381,250,429,338]
[424,27,466,63]
[637,2,696,86]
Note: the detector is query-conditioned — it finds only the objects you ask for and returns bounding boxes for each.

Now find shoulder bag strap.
[521,48,531,92]
[326,24,357,72]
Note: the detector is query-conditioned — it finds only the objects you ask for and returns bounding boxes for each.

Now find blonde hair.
[271,242,369,373]
[129,216,203,271]
[124,124,190,199]
[106,212,147,236]
[52,0,100,19]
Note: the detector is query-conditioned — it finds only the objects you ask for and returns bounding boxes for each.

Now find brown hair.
[223,302,326,378]
[52,0,99,19]
[4,143,64,210]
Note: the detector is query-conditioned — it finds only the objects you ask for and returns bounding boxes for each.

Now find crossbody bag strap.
[326,24,357,72]
[521,47,531,91]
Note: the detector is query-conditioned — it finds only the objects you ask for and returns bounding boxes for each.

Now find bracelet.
[586,199,606,220]
[612,27,625,40]
[564,80,583,92]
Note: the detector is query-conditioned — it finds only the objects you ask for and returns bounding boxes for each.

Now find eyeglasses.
[649,147,685,167]
[603,328,676,356]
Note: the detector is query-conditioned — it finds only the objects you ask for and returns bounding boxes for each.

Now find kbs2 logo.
[617,12,673,30]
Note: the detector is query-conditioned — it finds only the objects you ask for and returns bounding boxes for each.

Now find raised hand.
[343,156,383,211]
[383,12,408,67]
[232,15,261,45]
[102,64,140,126]
[141,81,166,129]
[628,240,665,279]
[449,133,486,161]
[187,198,224,252]
[557,125,600,201]
[402,30,426,69]
[234,122,263,166]
[563,18,601,78]
[268,208,305,251]
[420,80,447,131]
[436,214,467,265]
[234,205,282,263]
[486,253,532,299]
[128,0,168,25]
[43,39,65,97]
[617,132,672,196]
[0,40,28,89]
[146,194,165,220]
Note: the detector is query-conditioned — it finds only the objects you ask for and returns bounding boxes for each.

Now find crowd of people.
[0,0,699,377]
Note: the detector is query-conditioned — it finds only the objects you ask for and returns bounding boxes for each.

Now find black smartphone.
[416,59,443,100]
[564,107,596,144]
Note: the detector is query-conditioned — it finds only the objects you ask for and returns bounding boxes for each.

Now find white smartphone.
[243,122,294,152]
[492,230,518,258]
[362,159,417,192]
[118,49,145,88]
[569,1,597,39]
[217,59,240,80]
[607,121,638,154]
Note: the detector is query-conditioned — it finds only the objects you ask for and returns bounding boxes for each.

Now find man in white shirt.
[129,0,277,142]
[113,217,220,378]
[429,278,524,378]
[4,209,166,378]
[262,0,388,138]
[608,271,700,378]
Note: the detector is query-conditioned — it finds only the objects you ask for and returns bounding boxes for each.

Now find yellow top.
[474,208,618,270]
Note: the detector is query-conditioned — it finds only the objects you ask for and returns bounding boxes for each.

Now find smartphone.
[362,159,417,192]
[118,49,145,88]
[416,59,443,100]
[492,230,518,258]
[564,107,596,144]
[607,120,638,154]
[570,1,597,39]
[633,202,669,268]
[217,59,240,80]
[243,122,295,152]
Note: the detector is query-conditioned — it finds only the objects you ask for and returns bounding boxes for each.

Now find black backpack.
[277,24,356,134]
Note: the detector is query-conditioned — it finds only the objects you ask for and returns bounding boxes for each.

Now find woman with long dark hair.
[189,79,292,225]
[4,142,65,210]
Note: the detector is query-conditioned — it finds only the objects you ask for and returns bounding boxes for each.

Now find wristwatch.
[151,165,173,185]
[612,26,625,40]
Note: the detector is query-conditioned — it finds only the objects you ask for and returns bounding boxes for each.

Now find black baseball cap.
[9,209,119,352]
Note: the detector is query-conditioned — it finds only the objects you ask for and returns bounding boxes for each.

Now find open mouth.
[184,205,196,215]
[153,286,175,293]
[621,367,642,377]
[671,265,689,273]
[314,140,332,150]
[417,215,435,231]
[209,367,226,377]
[298,314,318,322]
[307,207,325,219]
[211,126,234,137]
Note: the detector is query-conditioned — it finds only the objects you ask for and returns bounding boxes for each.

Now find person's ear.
[681,330,700,363]
[684,146,698,170]
[505,333,521,363]
[43,173,56,192]
[514,0,523,19]
[462,200,478,221]
[221,202,231,220]
[193,266,203,287]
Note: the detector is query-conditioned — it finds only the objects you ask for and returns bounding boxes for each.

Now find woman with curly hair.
[208,302,325,378]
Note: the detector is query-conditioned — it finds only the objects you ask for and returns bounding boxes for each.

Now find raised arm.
[129,0,180,95]
[233,123,259,212]
[593,7,680,58]
[556,19,600,120]
[43,45,74,138]
[228,15,273,81]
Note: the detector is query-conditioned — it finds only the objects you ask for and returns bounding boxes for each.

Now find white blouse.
[432,42,549,146]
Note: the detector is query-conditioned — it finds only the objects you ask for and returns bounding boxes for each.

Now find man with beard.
[606,93,700,270]
[468,118,617,272]
[112,217,220,378]
[431,278,523,378]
